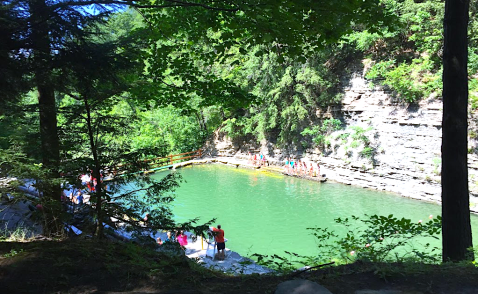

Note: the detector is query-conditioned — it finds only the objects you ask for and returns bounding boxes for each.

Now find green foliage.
[215,46,346,145]
[345,0,466,103]
[302,118,343,147]
[132,105,207,155]
[56,39,211,236]
[349,126,371,143]
[2,249,23,258]
[342,28,399,52]
[405,0,444,57]
[189,0,478,144]
[360,147,375,159]
[252,251,307,273]
[0,93,42,156]
[366,58,440,102]
[140,0,390,59]
[330,125,376,161]
[310,214,442,264]
[251,214,442,272]
[221,117,251,139]
[137,0,391,146]
[469,78,478,111]
[432,157,441,176]
[0,224,35,242]
[345,0,477,106]
[310,214,442,263]
[132,0,478,147]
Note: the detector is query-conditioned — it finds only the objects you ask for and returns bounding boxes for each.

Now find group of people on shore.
[80,171,107,193]
[61,190,86,205]
[283,158,321,178]
[154,225,226,260]
[247,151,322,178]
[65,171,107,204]
[156,230,189,248]
[248,152,269,167]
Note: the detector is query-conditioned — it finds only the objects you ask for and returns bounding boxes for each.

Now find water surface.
[151,164,478,258]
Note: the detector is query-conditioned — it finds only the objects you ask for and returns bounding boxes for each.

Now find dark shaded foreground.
[0,239,477,293]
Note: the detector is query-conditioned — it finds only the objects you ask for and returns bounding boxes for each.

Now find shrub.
[308,214,442,264]
[251,214,442,273]
[301,118,342,147]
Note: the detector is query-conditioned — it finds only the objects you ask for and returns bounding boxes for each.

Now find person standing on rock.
[284,158,290,174]
[211,225,225,260]
[76,190,84,205]
[165,231,175,242]
[177,230,188,247]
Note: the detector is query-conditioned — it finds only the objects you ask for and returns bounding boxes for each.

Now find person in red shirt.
[212,225,225,260]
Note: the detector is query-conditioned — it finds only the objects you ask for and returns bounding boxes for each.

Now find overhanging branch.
[52,0,240,12]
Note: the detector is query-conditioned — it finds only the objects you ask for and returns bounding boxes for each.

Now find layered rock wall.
[204,72,478,212]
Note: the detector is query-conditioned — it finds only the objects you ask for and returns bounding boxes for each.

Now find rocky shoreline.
[200,70,478,214]
[175,156,445,206]
[193,151,478,214]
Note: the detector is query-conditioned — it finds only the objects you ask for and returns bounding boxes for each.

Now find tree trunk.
[30,0,62,236]
[200,109,207,133]
[442,0,474,262]
[84,97,104,238]
[194,110,207,133]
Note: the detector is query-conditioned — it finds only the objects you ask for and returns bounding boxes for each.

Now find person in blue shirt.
[165,231,175,242]
[76,191,84,205]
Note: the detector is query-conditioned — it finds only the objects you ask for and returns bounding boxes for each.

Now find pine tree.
[1,0,119,235]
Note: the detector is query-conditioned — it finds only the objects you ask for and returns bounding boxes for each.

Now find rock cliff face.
[204,71,478,212]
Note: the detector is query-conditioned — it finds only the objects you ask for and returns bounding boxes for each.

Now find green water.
[151,164,478,258]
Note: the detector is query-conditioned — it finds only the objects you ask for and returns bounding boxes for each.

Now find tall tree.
[30,0,63,235]
[0,1,30,104]
[441,0,474,261]
[58,33,146,238]
[1,0,115,235]
[54,13,214,238]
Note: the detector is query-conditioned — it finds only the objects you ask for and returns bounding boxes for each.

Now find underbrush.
[251,214,477,274]
[0,238,210,292]
[0,234,477,293]
[0,223,36,242]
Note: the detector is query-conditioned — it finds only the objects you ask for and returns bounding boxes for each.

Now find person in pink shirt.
[177,231,188,247]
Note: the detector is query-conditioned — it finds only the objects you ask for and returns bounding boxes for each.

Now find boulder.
[275,279,333,294]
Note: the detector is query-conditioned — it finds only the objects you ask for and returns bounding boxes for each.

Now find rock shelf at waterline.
[114,228,273,275]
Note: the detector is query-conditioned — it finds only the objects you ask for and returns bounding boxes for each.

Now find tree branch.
[52,0,240,12]
[290,261,335,277]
